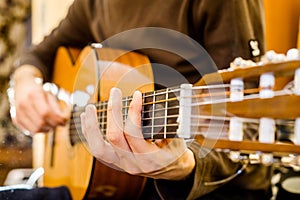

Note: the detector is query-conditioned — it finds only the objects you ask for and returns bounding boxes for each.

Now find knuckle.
[106,133,121,144]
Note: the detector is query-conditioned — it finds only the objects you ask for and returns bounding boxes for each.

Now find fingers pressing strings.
[123,90,157,153]
[106,88,142,173]
[81,88,191,177]
[80,104,121,167]
[106,87,132,152]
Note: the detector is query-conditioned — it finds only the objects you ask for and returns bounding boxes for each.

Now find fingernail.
[86,104,95,112]
[132,90,142,103]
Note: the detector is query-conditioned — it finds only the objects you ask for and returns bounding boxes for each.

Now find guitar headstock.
[190,48,300,167]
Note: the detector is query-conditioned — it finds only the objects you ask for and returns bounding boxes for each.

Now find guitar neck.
[74,86,182,140]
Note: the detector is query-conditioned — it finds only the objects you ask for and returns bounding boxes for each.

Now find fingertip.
[86,104,96,113]
[109,87,122,100]
[110,87,121,93]
[130,90,142,108]
[133,90,142,99]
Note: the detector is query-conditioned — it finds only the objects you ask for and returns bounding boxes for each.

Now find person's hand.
[80,87,195,180]
[11,65,68,133]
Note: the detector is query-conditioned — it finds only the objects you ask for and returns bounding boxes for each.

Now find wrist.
[7,66,44,119]
[12,65,43,85]
[177,149,196,180]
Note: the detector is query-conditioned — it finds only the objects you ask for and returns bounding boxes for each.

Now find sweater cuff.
[153,167,195,200]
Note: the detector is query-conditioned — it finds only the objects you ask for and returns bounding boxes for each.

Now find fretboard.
[69,86,184,144]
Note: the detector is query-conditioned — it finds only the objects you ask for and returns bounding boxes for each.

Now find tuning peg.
[259,117,275,144]
[286,48,300,60]
[249,153,261,164]
[261,50,287,63]
[259,72,275,98]
[229,117,243,141]
[230,78,244,102]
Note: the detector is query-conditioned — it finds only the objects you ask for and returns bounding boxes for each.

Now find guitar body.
[42,46,154,199]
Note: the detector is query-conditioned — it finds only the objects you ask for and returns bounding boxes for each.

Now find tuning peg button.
[259,72,275,98]
[259,117,275,144]
[286,48,300,60]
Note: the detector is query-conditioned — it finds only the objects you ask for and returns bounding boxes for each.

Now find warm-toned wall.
[264,0,300,53]
[298,19,300,48]
[32,0,74,44]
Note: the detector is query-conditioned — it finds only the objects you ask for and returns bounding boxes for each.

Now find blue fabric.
[0,186,72,200]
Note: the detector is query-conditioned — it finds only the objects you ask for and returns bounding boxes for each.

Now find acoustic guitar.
[34,44,300,200]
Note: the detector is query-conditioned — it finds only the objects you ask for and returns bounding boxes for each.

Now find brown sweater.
[16,0,271,199]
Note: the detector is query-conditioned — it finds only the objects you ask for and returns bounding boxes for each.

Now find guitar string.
[68,87,294,139]
[69,87,292,122]
[71,83,288,116]
[69,112,254,140]
[69,80,265,116]
[70,87,292,125]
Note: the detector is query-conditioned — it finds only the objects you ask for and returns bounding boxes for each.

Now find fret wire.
[97,103,101,133]
[99,101,102,132]
[151,90,156,140]
[123,96,129,122]
[142,92,146,132]
[164,88,169,139]
[102,101,106,133]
